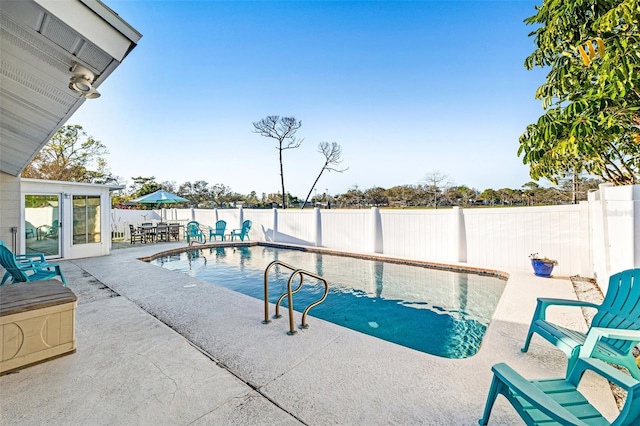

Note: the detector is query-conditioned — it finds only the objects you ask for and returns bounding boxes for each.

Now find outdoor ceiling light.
[69,63,101,99]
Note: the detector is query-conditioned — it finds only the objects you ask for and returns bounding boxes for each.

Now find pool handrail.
[263,260,299,324]
[263,260,330,335]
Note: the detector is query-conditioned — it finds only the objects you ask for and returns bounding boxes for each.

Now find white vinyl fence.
[111,184,640,286]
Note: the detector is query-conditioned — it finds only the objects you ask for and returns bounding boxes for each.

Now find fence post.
[579,201,592,277]
[238,205,244,229]
[451,207,467,263]
[272,207,278,243]
[314,207,322,247]
[371,207,383,254]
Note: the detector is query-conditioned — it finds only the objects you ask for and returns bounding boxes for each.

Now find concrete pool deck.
[0,242,618,425]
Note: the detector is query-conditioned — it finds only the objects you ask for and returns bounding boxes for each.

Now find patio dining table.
[138,223,183,243]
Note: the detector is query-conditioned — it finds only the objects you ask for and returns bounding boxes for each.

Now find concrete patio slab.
[0,242,619,425]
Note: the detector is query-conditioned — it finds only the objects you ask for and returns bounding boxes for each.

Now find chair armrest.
[569,357,639,390]
[579,327,640,359]
[14,257,40,268]
[533,298,600,321]
[490,363,586,425]
[16,253,46,263]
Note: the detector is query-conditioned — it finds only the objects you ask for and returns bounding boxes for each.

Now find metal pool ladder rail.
[262,260,329,335]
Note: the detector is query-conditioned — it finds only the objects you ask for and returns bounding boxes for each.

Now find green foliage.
[129,177,162,199]
[519,0,640,185]
[21,124,115,183]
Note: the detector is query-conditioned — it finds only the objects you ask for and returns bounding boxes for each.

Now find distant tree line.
[24,125,603,210]
[112,171,602,210]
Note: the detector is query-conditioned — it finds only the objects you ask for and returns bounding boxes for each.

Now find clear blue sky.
[72,0,547,198]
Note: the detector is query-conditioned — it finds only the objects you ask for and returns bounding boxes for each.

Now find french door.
[24,194,61,258]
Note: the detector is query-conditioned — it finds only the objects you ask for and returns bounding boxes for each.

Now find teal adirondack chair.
[0,244,50,285]
[209,220,227,241]
[185,221,205,244]
[521,268,640,380]
[479,355,640,425]
[0,241,66,286]
[231,220,252,241]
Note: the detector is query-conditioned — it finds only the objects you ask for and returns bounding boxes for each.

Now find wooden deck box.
[1,280,77,375]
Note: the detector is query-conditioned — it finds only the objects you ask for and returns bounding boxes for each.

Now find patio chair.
[479,355,640,425]
[156,223,169,242]
[231,220,252,241]
[140,222,156,243]
[0,245,49,285]
[185,221,205,244]
[521,268,640,380]
[0,241,67,286]
[169,223,181,241]
[209,220,227,241]
[129,224,145,244]
[37,219,58,240]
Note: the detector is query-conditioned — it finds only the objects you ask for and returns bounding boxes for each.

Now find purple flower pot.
[531,259,555,277]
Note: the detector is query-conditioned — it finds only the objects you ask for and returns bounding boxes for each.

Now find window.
[73,195,101,244]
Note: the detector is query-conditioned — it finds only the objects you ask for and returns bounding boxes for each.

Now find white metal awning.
[0,0,141,176]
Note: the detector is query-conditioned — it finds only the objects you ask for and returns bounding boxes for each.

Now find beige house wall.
[0,172,22,253]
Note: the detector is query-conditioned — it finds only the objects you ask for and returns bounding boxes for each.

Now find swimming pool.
[150,245,506,358]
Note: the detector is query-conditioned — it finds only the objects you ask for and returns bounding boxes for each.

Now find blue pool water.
[150,245,506,358]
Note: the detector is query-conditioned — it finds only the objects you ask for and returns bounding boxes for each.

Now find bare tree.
[252,116,303,208]
[423,170,452,209]
[301,142,348,209]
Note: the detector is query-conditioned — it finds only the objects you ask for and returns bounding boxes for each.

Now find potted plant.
[529,253,557,277]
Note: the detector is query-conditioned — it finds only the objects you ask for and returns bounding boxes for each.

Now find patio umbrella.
[129,189,188,205]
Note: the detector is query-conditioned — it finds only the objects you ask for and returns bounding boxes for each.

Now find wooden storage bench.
[1,280,77,375]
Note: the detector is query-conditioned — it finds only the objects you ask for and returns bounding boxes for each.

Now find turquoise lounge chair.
[0,241,67,286]
[0,246,49,285]
[479,355,640,425]
[209,220,227,241]
[185,221,205,244]
[521,268,640,380]
[231,220,252,241]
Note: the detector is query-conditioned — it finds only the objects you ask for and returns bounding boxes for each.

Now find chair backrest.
[0,242,29,282]
[215,220,226,232]
[242,220,252,234]
[593,268,640,353]
[186,221,201,236]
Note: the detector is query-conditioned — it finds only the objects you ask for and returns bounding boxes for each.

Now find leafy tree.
[445,185,478,207]
[336,186,365,208]
[522,182,541,206]
[498,187,523,206]
[518,0,640,185]
[22,124,115,183]
[559,173,602,203]
[129,176,162,199]
[178,180,211,207]
[386,185,419,207]
[301,142,348,209]
[263,192,283,207]
[478,189,499,206]
[210,183,232,207]
[160,181,177,194]
[252,116,303,209]
[364,186,388,207]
